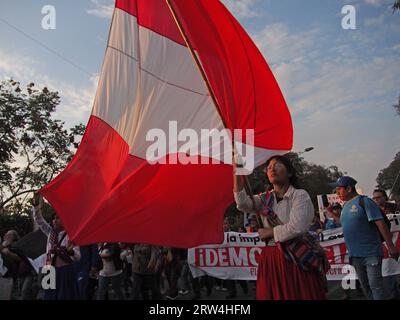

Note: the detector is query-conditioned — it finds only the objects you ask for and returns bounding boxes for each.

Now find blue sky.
[0,0,399,195]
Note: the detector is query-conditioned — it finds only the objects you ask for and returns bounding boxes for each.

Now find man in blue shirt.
[330,176,399,300]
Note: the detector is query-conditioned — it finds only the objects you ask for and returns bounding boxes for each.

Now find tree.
[285,152,345,207]
[376,152,400,201]
[393,0,400,12]
[0,79,85,212]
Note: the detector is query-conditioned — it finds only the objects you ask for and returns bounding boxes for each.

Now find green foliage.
[286,152,345,206]
[0,79,85,212]
[393,0,400,12]
[376,152,400,201]
[0,212,33,238]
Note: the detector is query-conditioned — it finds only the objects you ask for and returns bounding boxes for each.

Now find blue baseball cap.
[329,176,358,188]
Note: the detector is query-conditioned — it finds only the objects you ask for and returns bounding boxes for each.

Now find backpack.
[359,196,391,242]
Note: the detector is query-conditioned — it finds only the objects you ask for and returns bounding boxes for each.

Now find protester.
[0,235,11,300]
[177,249,191,296]
[0,230,21,300]
[0,231,21,299]
[309,212,324,234]
[131,244,161,300]
[324,203,342,230]
[330,176,399,300]
[154,248,166,295]
[97,242,124,300]
[234,154,329,300]
[214,278,228,292]
[246,215,260,233]
[191,275,214,300]
[75,244,101,300]
[238,226,247,233]
[0,237,5,276]
[373,189,396,215]
[164,248,184,300]
[372,189,400,299]
[120,243,133,298]
[225,279,249,300]
[32,193,80,300]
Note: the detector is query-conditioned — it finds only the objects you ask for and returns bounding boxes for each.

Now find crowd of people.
[0,194,256,300]
[1,155,400,301]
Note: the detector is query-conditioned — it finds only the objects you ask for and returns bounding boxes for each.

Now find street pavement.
[174,280,368,300]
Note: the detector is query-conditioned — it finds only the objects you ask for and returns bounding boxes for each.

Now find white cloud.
[251,22,400,194]
[221,0,261,19]
[87,0,261,20]
[364,13,386,27]
[0,50,96,128]
[253,23,319,65]
[87,0,114,19]
[363,0,390,7]
[392,43,400,51]
[0,50,37,81]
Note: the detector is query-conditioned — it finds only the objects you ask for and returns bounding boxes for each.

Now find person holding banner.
[372,189,400,299]
[234,155,328,300]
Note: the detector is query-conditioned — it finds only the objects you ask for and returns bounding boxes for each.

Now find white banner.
[317,194,344,222]
[188,232,264,280]
[188,215,400,281]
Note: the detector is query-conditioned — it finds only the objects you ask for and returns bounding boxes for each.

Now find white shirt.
[234,186,314,243]
[120,249,133,264]
[0,249,7,277]
[99,247,122,277]
[32,207,80,267]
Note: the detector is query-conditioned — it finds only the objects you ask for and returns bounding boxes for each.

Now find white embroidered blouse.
[234,185,314,243]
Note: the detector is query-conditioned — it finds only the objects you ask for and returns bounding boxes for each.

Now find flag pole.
[166,0,262,228]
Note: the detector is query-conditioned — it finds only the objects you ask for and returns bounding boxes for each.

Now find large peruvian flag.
[40,0,293,248]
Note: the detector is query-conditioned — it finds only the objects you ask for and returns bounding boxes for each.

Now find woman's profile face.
[266,159,290,185]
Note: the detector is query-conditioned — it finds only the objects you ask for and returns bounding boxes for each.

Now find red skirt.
[256,246,327,300]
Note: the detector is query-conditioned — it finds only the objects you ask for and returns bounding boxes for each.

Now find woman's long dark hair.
[265,155,300,189]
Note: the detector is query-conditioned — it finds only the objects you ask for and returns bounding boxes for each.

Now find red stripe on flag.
[41,116,232,248]
[115,0,186,46]
[73,155,232,247]
[169,0,293,150]
[40,116,129,235]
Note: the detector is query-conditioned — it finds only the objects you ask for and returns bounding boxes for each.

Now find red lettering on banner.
[323,231,400,263]
[194,247,262,267]
[206,249,218,266]
[229,247,248,267]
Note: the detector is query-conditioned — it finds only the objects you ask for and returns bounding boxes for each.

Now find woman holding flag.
[234,155,329,300]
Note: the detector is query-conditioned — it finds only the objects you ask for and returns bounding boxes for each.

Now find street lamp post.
[298,147,315,155]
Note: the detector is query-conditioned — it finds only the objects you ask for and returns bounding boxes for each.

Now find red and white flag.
[40,0,293,247]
